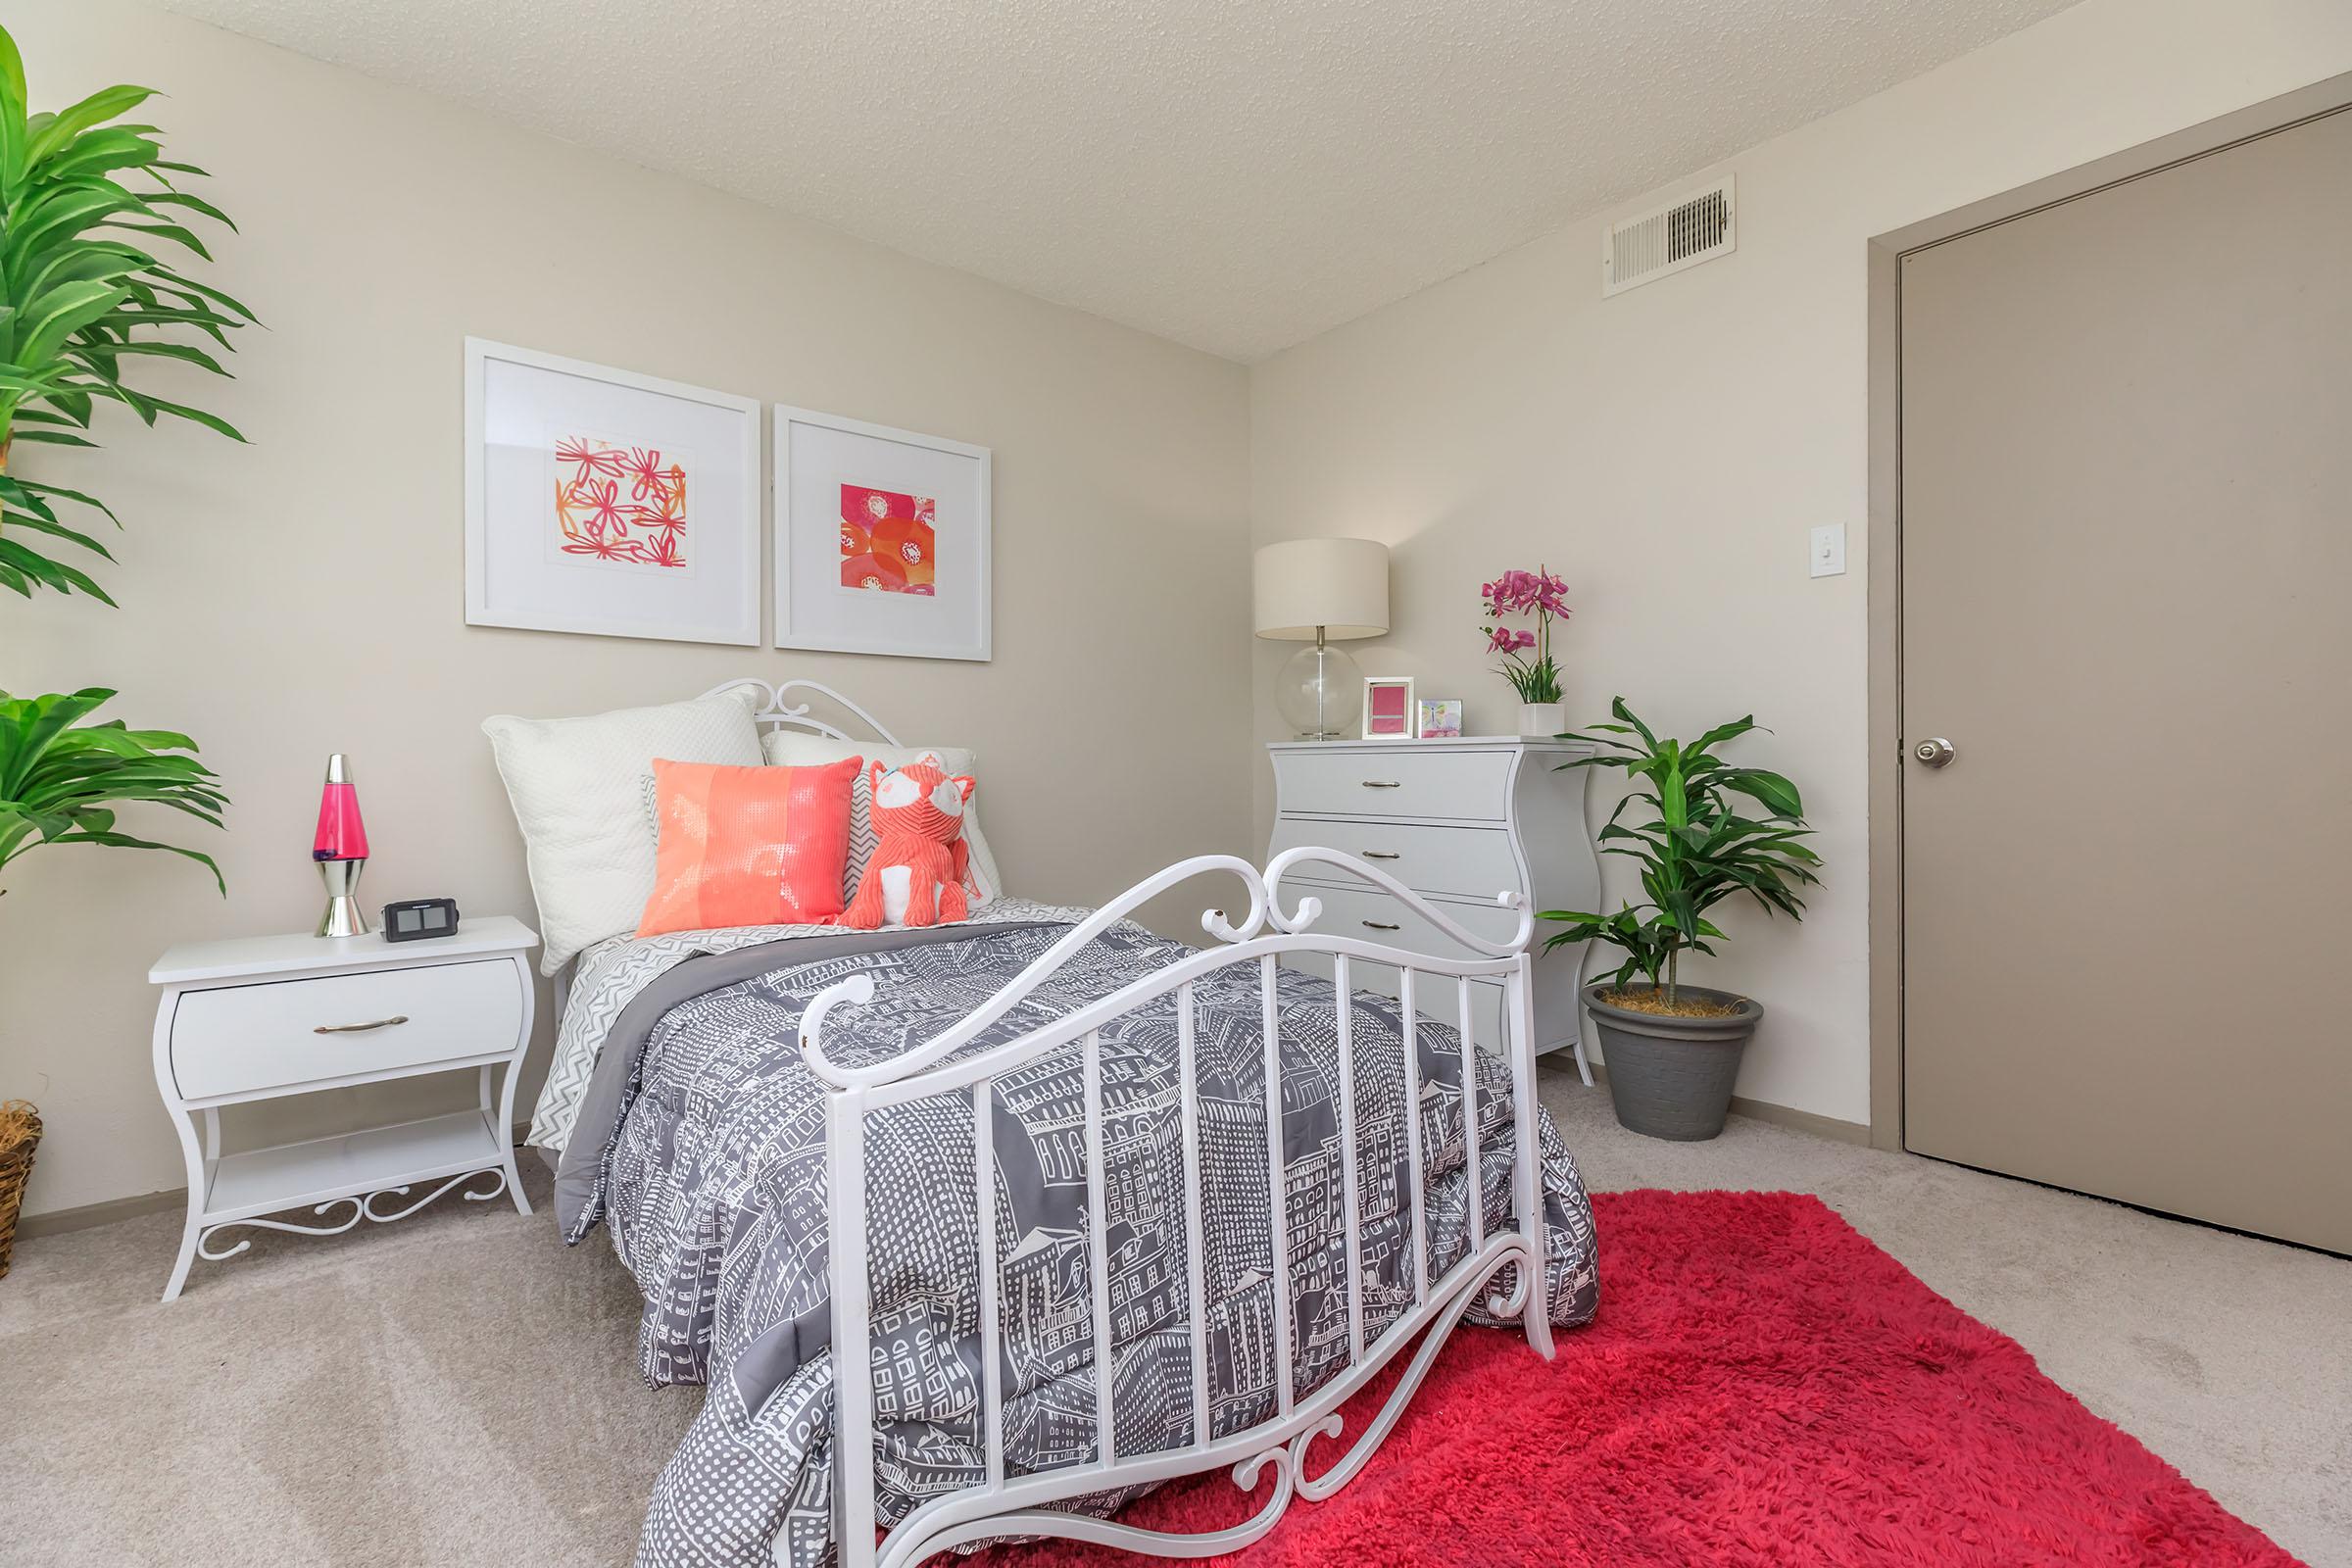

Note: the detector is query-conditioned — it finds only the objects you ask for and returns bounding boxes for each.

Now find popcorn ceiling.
[157,0,2079,361]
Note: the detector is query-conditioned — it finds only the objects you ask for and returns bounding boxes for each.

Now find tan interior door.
[1900,109,2352,1254]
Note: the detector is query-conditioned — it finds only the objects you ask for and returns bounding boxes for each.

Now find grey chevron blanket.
[570,920,1600,1568]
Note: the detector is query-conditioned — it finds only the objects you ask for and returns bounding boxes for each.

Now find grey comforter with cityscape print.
[567,919,1601,1568]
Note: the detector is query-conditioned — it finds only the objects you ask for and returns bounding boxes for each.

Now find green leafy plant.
[1540,698,1820,1004]
[0,24,238,898]
[0,20,256,604]
[0,688,224,895]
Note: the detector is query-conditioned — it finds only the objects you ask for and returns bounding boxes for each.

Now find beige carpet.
[4,1066,2344,1567]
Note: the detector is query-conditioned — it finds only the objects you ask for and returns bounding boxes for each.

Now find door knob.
[1913,737,1956,768]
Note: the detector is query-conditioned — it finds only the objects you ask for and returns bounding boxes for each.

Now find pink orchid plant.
[1481,566,1570,705]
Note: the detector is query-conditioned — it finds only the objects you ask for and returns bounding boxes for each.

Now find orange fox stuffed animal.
[841,753,977,929]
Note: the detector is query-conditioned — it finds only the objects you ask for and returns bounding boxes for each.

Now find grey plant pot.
[1583,983,1763,1142]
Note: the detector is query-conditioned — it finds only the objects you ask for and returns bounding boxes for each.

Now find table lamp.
[1254,537,1390,740]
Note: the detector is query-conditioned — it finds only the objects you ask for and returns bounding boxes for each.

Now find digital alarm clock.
[381,898,461,942]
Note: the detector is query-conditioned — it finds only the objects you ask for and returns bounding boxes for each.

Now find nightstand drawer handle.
[1361,850,1401,859]
[1360,919,1401,931]
[1361,779,1401,789]
[314,1014,410,1035]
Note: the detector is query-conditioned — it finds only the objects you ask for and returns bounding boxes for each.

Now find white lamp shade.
[1253,537,1390,641]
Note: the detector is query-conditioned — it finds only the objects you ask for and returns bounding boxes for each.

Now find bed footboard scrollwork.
[805,851,1555,1568]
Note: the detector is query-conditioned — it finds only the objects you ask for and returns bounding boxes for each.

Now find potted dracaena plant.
[0,22,246,1251]
[1540,699,1819,1141]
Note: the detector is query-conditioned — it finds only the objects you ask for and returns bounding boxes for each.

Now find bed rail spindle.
[828,1089,878,1564]
[1460,979,1484,1258]
[1176,982,1211,1448]
[1509,958,1553,1354]
[973,1079,1004,1488]
[1083,1029,1117,1468]
[1399,965,1428,1310]
[1334,955,1365,1364]
[1260,955,1296,1416]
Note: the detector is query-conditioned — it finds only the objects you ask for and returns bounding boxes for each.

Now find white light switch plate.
[1809,523,1846,578]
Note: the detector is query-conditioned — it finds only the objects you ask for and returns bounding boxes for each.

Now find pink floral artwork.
[553,436,687,568]
[839,484,938,595]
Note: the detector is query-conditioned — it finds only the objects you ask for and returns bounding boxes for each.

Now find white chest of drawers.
[148,915,538,1301]
[1267,737,1599,1074]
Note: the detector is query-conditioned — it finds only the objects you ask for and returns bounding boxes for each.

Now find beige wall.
[4,0,1252,1218]
[1249,0,2352,1127]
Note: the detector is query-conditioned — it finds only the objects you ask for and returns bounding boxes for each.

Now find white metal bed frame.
[731,676,908,751]
[704,681,1558,1568]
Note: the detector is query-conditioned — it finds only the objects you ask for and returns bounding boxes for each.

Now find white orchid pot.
[1518,702,1566,737]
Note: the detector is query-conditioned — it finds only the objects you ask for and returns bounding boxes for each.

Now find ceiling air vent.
[1602,175,1736,297]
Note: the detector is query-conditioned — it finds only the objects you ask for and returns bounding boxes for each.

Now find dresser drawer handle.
[1361,780,1401,789]
[1360,919,1401,931]
[314,1015,409,1035]
[1361,850,1401,860]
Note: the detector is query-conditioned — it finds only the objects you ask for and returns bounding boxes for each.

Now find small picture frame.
[1416,698,1463,739]
[1362,676,1416,738]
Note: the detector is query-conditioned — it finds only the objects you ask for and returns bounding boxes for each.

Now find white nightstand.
[1267,736,1600,1078]
[148,915,539,1301]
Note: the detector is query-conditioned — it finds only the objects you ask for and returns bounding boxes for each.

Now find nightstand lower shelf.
[184,1106,525,1290]
[202,1108,508,1219]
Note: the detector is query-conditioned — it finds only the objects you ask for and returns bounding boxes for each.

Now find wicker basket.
[0,1100,41,1280]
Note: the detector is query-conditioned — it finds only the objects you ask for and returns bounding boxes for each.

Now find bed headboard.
[708,678,902,748]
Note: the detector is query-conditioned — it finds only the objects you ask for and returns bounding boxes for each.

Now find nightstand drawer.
[1269,818,1525,903]
[1288,882,1526,958]
[171,958,522,1101]
[1273,747,1514,820]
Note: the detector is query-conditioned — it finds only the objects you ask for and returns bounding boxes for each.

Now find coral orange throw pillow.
[636,757,860,938]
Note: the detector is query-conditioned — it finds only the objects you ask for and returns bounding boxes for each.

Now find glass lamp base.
[1274,643,1364,740]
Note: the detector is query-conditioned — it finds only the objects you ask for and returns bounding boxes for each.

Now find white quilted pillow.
[761,732,1004,908]
[483,683,765,973]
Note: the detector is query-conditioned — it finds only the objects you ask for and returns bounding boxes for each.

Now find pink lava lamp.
[313,753,371,938]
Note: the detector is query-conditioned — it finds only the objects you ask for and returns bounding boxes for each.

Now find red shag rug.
[972,1190,2299,1568]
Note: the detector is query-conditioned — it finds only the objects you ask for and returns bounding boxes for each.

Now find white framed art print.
[464,338,761,646]
[773,405,992,662]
